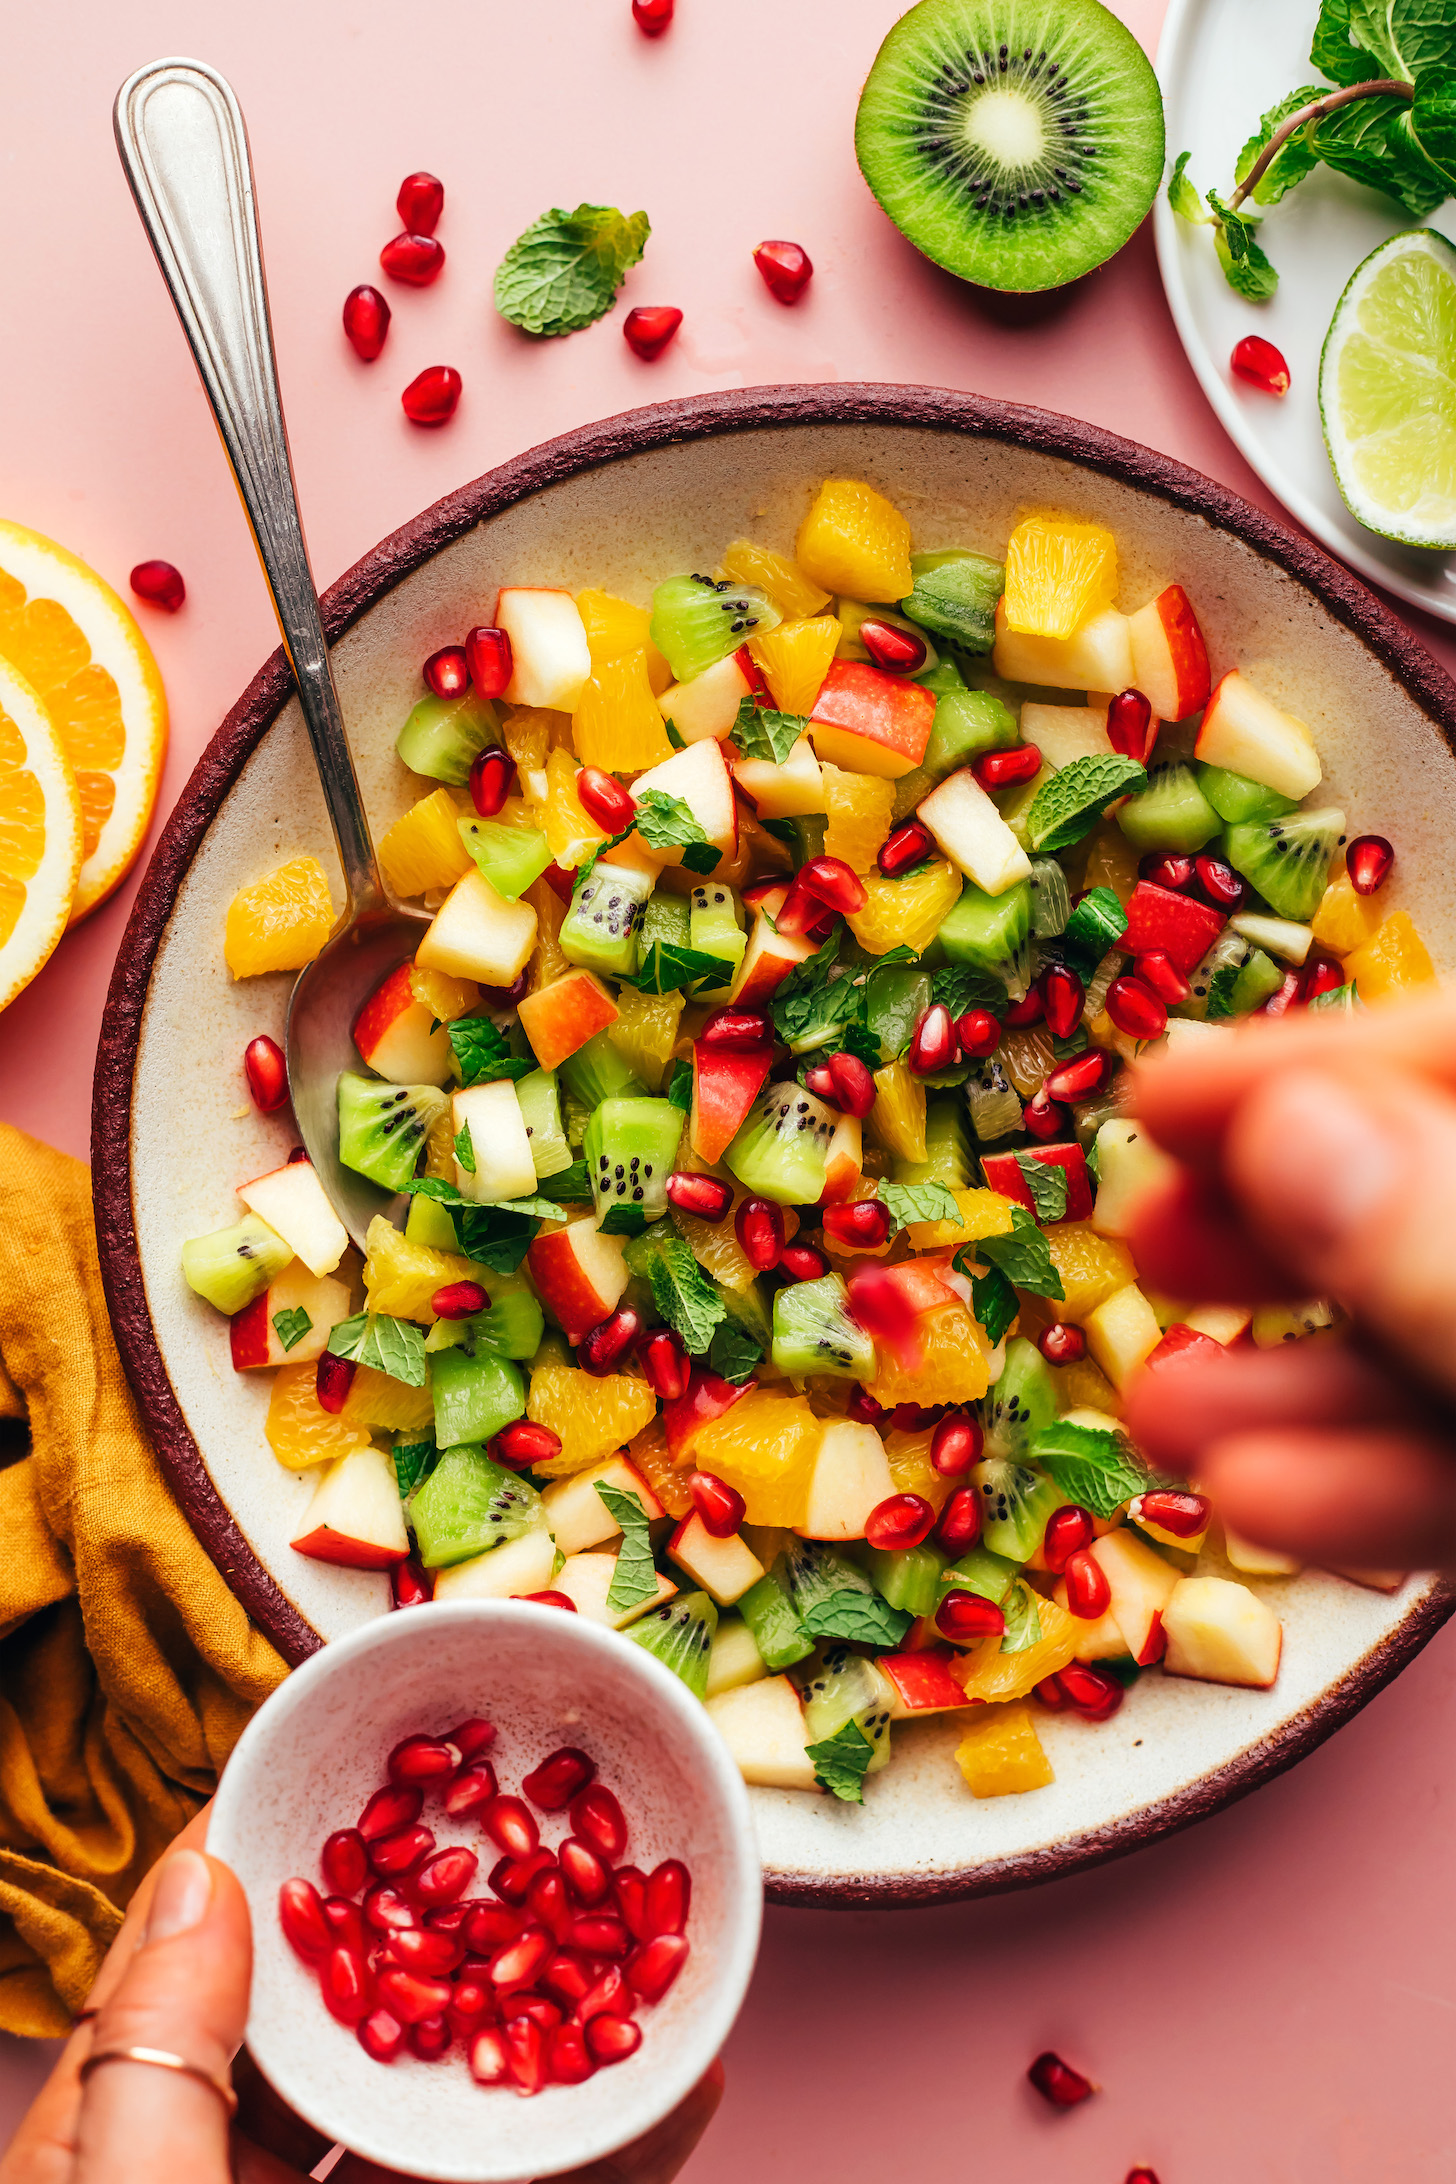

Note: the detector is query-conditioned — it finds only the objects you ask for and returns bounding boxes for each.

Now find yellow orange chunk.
[822,762,895,874]
[748,616,840,715]
[796,479,914,603]
[265,1361,367,1471]
[1345,911,1437,999]
[540,747,609,870]
[952,1591,1080,1702]
[573,652,673,770]
[848,858,961,956]
[342,1365,435,1435]
[719,541,831,621]
[867,1058,927,1165]
[362,1216,485,1323]
[577,590,672,693]
[1044,1222,1137,1322]
[528,1341,658,1474]
[905,1186,1014,1253]
[693,1388,821,1527]
[955,1703,1054,1796]
[867,1302,990,1409]
[502,706,570,773]
[380,789,473,899]
[224,855,335,978]
[1003,513,1117,639]
[409,964,479,1022]
[608,986,684,1091]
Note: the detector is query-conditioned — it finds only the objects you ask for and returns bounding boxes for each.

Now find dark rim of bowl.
[91,381,1456,1907]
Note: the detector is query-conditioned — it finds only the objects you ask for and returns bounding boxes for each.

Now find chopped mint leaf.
[1013,1153,1068,1225]
[455,1121,477,1175]
[1167,150,1211,222]
[971,1264,1019,1347]
[494,203,650,337]
[1205,955,1244,1021]
[648,1233,727,1355]
[709,1320,763,1385]
[999,1580,1043,1655]
[1206,191,1280,299]
[327,1312,429,1388]
[402,1178,567,1223]
[271,1305,313,1353]
[1050,1026,1089,1062]
[732,697,807,767]
[806,1720,874,1803]
[879,1180,961,1233]
[681,841,724,876]
[1235,86,1328,203]
[931,964,1007,1020]
[964,1205,1065,1303]
[635,789,719,876]
[770,928,862,1049]
[663,716,685,750]
[393,1439,437,1497]
[1025,755,1147,855]
[595,1484,660,1612]
[623,941,729,994]
[799,1588,911,1649]
[538,1159,592,1202]
[665,1059,693,1113]
[1032,1418,1150,1519]
[599,1203,649,1236]
[841,1018,884,1068]
[449,1016,534,1086]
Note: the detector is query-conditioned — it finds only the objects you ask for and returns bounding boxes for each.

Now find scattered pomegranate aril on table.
[623,305,683,360]
[753,239,813,304]
[1125,2169,1162,2183]
[860,618,928,673]
[1027,2049,1096,2106]
[1041,1505,1094,1575]
[973,743,1042,790]
[1063,1548,1112,1619]
[396,171,444,234]
[401,365,462,425]
[1040,962,1084,1040]
[1105,974,1167,1042]
[130,558,186,611]
[465,624,513,699]
[665,1170,734,1222]
[243,1033,289,1112]
[1106,686,1155,762]
[423,645,470,701]
[1038,1321,1086,1366]
[342,284,392,361]
[735,1195,785,1271]
[1231,333,1290,395]
[908,1001,958,1074]
[632,0,674,33]
[1347,833,1394,895]
[380,232,445,285]
[689,1469,747,1537]
[468,745,518,817]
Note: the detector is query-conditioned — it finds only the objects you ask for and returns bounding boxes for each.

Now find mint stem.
[1231,78,1413,208]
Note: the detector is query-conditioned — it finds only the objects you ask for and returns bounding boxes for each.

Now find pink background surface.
[3,0,1456,2175]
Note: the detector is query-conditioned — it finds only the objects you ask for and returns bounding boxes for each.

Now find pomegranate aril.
[540,1948,596,2007]
[1231,333,1290,395]
[322,1897,370,1954]
[613,1866,650,1941]
[359,1783,423,1842]
[632,0,673,33]
[865,1492,936,1552]
[930,1412,982,1478]
[1022,1087,1067,1140]
[689,1470,746,1538]
[1042,1504,1094,1575]
[489,1925,553,1991]
[409,2013,453,2061]
[821,1050,872,1120]
[511,1993,564,2035]
[640,1327,689,1401]
[847,1384,886,1425]
[753,239,813,304]
[1035,1675,1066,1709]
[936,1589,1005,1642]
[665,1171,733,1221]
[934,1486,982,1554]
[367,1823,435,1878]
[465,625,513,701]
[1105,974,1167,1042]
[342,282,391,362]
[821,1198,893,1249]
[521,1746,597,1813]
[1106,686,1154,762]
[469,745,516,818]
[579,1304,642,1374]
[1028,2049,1095,2106]
[549,2020,597,2084]
[1063,1548,1111,1619]
[781,1242,831,1284]
[1125,2170,1162,2184]
[1262,971,1303,1018]
[321,1829,368,1897]
[447,1980,495,2037]
[1057,1660,1125,1720]
[130,558,186,611]
[700,1006,773,1050]
[279,1877,331,1964]
[955,1008,1001,1058]
[1040,963,1084,1041]
[1302,955,1344,1002]
[243,1034,288,1113]
[396,170,444,234]
[481,1795,540,1859]
[908,1001,958,1074]
[860,619,928,674]
[423,645,469,701]
[401,365,461,426]
[1038,1322,1086,1366]
[735,1196,785,1272]
[429,1279,490,1328]
[1347,833,1394,895]
[973,744,1042,790]
[1193,853,1244,910]
[1043,1049,1110,1103]
[1135,949,1191,1006]
[578,1964,631,2021]
[388,1733,459,1785]
[504,2013,548,2095]
[444,1761,499,1819]
[623,305,683,360]
[1136,1488,1211,1538]
[1004,987,1045,1028]
[463,1900,524,1952]
[646,1858,691,1938]
[799,855,867,916]
[380,232,445,285]
[630,1932,690,2002]
[414,1847,479,1906]
[576,765,638,833]
[803,1061,837,1105]
[1141,851,1193,892]
[316,1351,356,1413]
[568,1913,632,1960]
[559,1836,612,1907]
[470,2026,511,2084]
[878,818,935,878]
[585,2012,643,2065]
[385,1925,462,1977]
[322,1944,375,2026]
[391,1556,431,1615]
[358,2006,407,2063]
[362,1884,419,1934]
[495,1420,561,1469]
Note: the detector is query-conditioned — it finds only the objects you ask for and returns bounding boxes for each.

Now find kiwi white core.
[962,86,1045,170]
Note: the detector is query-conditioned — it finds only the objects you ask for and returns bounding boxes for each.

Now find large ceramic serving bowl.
[95,384,1455,1907]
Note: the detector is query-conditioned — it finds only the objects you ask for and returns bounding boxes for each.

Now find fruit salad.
[189,479,1436,1806]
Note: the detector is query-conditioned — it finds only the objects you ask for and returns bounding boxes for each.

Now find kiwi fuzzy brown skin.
[855,0,1166,294]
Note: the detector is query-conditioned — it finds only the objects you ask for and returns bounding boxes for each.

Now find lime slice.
[1320,229,1456,551]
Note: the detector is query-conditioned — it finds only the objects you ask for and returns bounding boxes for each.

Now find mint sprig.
[494,204,649,337]
[449,1017,534,1087]
[1024,755,1147,855]
[958,1205,1065,1303]
[878,1180,961,1233]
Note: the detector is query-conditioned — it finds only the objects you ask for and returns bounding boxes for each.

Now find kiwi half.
[855,0,1165,293]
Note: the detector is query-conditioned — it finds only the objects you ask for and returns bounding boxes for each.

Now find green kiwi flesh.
[855,0,1166,293]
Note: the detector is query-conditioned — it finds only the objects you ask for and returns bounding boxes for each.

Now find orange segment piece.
[719,541,831,621]
[822,761,895,873]
[1345,911,1437,1000]
[795,480,914,602]
[225,855,336,978]
[692,1388,821,1526]
[847,857,961,956]
[265,1361,368,1471]
[748,616,840,715]
[380,788,473,899]
[0,655,82,1007]
[572,651,673,770]
[867,1302,990,1408]
[1003,513,1117,640]
[526,1339,658,1473]
[951,1592,1080,1702]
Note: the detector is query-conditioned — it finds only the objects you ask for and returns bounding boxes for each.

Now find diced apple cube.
[1088,1526,1181,1665]
[627,738,736,865]
[1128,584,1211,722]
[1194,670,1321,801]
[417,868,537,986]
[658,650,753,743]
[291,1445,409,1569]
[735,735,826,819]
[237,1158,348,1278]
[1222,1524,1301,1577]
[517,969,619,1072]
[993,602,1135,693]
[1182,1304,1252,1344]
[498,588,592,713]
[667,1514,765,1606]
[794,1420,896,1541]
[525,1215,629,1346]
[453,1081,537,1204]
[554,1550,678,1628]
[728,912,817,1008]
[878,1650,974,1718]
[1019,701,1116,770]
[353,961,454,1086]
[916,767,1032,897]
[230,1263,353,1369]
[1085,1282,1163,1390]
[1162,1575,1282,1687]
[541,1457,663,1557]
[706,1673,817,1790]
[432,1528,558,1603]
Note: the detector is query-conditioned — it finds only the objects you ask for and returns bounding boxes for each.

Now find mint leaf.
[879,1180,961,1232]
[971,1265,1019,1347]
[1205,954,1244,1021]
[271,1305,312,1353]
[1000,1580,1043,1654]
[538,1158,593,1202]
[1412,64,1456,189]
[595,1484,660,1612]
[1024,754,1147,855]
[455,1121,476,1174]
[1032,1419,1150,1519]
[1346,0,1456,81]
[449,1016,534,1086]
[709,1320,763,1385]
[393,1439,437,1496]
[799,1590,911,1648]
[732,697,806,767]
[647,1233,727,1355]
[666,1059,693,1113]
[494,204,650,337]
[327,1312,429,1388]
[967,1205,1065,1303]
[770,928,862,1049]
[931,964,1007,1020]
[636,789,712,855]
[402,1179,566,1223]
[1168,150,1211,222]
[623,941,730,994]
[1014,1153,1068,1225]
[806,1720,874,1803]
[1235,87,1327,204]
[841,1018,884,1068]
[1318,86,1449,212]
[1313,0,1373,84]
[1208,192,1280,300]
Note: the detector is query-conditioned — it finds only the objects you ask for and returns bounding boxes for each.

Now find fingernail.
[144,1850,214,1944]
[1238,1073,1401,1252]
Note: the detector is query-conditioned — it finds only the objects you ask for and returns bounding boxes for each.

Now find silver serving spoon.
[115,57,428,1247]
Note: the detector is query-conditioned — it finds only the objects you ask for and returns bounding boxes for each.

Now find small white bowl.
[209,1600,761,2181]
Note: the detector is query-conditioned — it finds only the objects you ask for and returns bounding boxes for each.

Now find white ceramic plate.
[1155,0,1456,620]
[96,385,1454,1904]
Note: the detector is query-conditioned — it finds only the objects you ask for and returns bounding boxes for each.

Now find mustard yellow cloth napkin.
[0,1122,287,2035]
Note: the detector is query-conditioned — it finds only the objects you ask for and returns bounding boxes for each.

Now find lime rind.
[1319,228,1456,552]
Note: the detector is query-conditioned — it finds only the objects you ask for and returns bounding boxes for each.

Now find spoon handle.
[114,57,383,912]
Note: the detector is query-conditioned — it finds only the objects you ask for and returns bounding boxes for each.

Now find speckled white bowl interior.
[121,397,1454,1901]
[208,1600,759,2181]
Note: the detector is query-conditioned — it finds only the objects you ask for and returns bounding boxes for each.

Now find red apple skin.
[517,970,619,1072]
[662,1372,748,1462]
[690,1042,773,1164]
[809,660,936,774]
[878,1650,970,1714]
[290,1525,408,1571]
[230,1295,271,1369]
[1133,584,1211,721]
[729,918,816,1009]
[526,1221,624,1346]
[353,962,415,1059]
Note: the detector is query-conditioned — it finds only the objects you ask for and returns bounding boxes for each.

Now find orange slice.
[0,521,167,922]
[0,653,83,1013]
